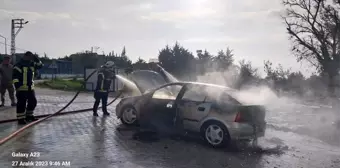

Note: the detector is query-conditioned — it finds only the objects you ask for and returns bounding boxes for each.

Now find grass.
[36,78,85,91]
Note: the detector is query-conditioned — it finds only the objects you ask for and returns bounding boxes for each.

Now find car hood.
[129,70,169,94]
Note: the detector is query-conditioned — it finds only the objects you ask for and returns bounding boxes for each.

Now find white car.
[116,70,266,148]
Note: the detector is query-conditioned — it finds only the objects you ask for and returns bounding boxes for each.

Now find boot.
[0,102,4,107]
[93,112,99,117]
[18,119,27,125]
[11,98,16,106]
[26,115,38,122]
[103,112,110,116]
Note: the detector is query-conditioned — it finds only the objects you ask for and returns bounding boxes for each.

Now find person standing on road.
[0,56,16,107]
[12,51,44,125]
[93,61,116,117]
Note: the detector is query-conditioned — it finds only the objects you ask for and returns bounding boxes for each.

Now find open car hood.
[129,70,169,94]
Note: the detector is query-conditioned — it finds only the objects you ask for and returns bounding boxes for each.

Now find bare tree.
[282,0,340,95]
[264,60,292,93]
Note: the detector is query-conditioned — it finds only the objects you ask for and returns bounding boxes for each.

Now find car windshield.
[152,85,182,100]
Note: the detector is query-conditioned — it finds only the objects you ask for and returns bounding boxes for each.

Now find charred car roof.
[128,70,236,95]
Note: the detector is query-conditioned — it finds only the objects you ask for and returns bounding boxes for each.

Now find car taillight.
[234,112,242,122]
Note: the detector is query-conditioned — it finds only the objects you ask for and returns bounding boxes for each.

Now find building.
[39,59,72,74]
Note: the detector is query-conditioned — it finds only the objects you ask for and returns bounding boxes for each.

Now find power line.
[0,41,28,52]
[0,42,48,58]
[0,42,65,59]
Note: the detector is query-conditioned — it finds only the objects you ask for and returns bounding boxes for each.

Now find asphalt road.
[0,103,339,168]
[7,70,334,167]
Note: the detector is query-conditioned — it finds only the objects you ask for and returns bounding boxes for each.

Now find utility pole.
[11,18,29,63]
[0,34,7,54]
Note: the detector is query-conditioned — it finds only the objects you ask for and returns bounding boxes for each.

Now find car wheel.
[120,105,138,125]
[201,121,230,148]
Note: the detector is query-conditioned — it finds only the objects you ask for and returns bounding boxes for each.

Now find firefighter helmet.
[24,51,34,57]
[103,61,115,68]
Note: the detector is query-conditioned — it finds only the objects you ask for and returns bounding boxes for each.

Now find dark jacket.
[95,69,115,92]
[0,64,14,85]
[12,57,43,91]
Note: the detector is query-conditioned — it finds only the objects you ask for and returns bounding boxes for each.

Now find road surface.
[0,90,339,168]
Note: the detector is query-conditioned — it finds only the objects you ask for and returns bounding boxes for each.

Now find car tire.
[201,121,230,148]
[120,105,138,126]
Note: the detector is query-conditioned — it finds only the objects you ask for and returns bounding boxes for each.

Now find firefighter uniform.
[93,68,115,116]
[12,52,43,124]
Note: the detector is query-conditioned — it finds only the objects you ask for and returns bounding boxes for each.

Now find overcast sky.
[0,0,315,76]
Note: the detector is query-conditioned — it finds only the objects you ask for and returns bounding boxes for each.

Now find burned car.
[116,70,266,148]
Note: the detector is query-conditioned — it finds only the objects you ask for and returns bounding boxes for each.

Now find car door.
[177,85,212,131]
[144,83,184,124]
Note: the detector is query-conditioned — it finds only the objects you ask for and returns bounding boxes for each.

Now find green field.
[36,78,85,91]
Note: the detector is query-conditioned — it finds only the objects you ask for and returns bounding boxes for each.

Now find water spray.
[156,64,179,83]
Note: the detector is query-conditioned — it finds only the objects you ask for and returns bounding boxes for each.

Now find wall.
[39,60,72,74]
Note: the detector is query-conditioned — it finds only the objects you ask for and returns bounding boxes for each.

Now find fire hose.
[0,69,123,146]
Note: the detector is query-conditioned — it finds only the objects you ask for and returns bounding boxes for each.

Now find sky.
[0,0,315,76]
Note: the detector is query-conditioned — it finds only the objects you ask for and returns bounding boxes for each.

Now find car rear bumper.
[227,122,266,141]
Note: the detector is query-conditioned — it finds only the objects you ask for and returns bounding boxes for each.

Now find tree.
[172,42,195,76]
[264,60,277,81]
[197,49,214,73]
[214,47,234,71]
[60,55,72,61]
[282,0,340,95]
[132,57,149,70]
[158,43,195,79]
[121,46,126,57]
[40,53,51,64]
[288,72,306,94]
[236,60,259,89]
[70,52,98,73]
[199,50,213,60]
[158,45,174,73]
[264,60,292,94]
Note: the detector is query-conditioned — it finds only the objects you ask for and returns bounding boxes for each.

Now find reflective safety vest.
[95,70,115,92]
[12,60,44,91]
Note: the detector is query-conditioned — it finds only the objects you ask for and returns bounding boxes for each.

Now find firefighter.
[12,51,43,125]
[0,56,16,107]
[93,61,115,117]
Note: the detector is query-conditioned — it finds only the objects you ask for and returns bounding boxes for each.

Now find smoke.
[232,86,279,105]
[193,64,281,105]
[190,64,340,147]
[195,65,240,87]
